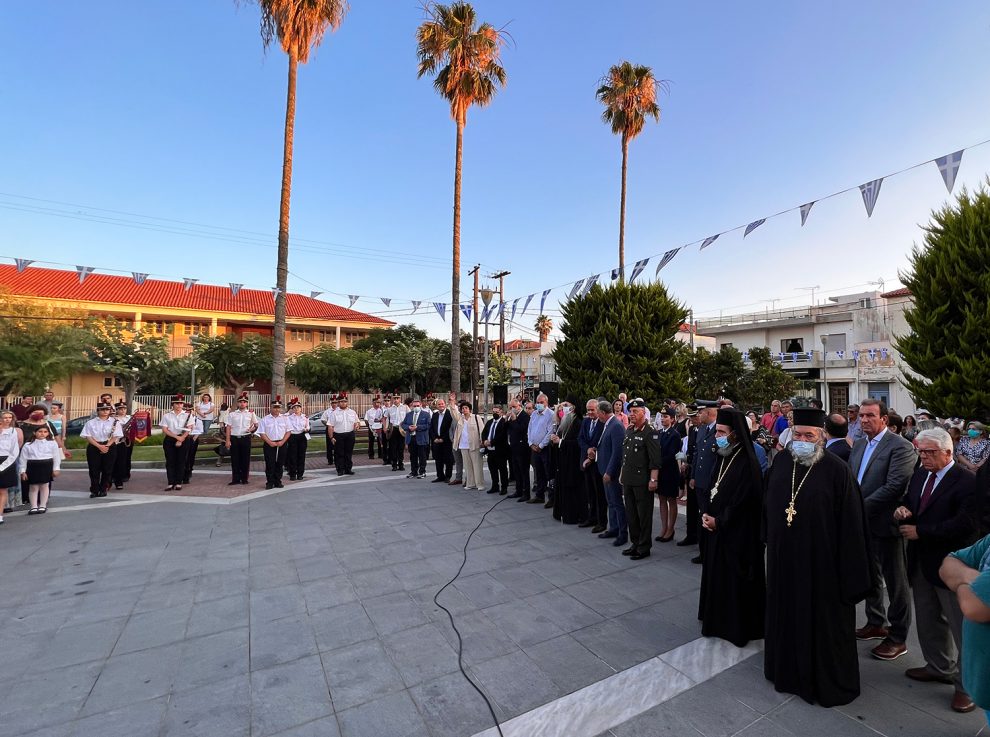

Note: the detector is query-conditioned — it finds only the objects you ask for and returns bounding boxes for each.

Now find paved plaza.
[0,464,986,737]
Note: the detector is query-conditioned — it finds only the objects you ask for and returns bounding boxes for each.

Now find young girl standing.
[18,424,61,514]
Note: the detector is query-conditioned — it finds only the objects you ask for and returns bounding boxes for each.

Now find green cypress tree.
[552,282,690,406]
[895,182,990,419]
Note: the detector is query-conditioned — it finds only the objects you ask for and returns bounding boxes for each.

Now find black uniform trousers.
[367,429,384,459]
[682,485,700,543]
[263,443,284,486]
[286,433,308,479]
[230,435,253,482]
[486,449,508,492]
[433,439,453,480]
[325,430,335,466]
[512,445,531,497]
[388,429,405,470]
[112,442,133,486]
[623,483,654,554]
[333,431,355,474]
[162,437,187,486]
[86,444,117,494]
[182,436,199,483]
[584,464,607,527]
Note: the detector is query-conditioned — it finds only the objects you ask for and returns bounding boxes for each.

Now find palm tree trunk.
[450,118,464,393]
[272,50,297,398]
[618,132,628,284]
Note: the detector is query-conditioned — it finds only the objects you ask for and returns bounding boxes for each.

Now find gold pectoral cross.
[785,502,797,527]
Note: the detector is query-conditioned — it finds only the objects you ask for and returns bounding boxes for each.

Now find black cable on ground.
[433,495,511,737]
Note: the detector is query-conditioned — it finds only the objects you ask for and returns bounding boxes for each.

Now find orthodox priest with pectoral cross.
[698,407,766,647]
[764,407,872,707]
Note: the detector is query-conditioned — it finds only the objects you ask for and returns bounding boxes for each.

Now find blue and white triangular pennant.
[539,289,552,315]
[628,258,649,284]
[76,265,95,284]
[935,150,963,193]
[381,297,391,307]
[799,202,815,227]
[433,303,446,321]
[655,248,679,275]
[229,283,243,296]
[859,178,883,217]
[700,235,719,250]
[567,280,584,300]
[581,274,600,296]
[182,278,198,291]
[348,295,359,308]
[744,219,766,237]
[15,259,34,272]
[460,304,472,321]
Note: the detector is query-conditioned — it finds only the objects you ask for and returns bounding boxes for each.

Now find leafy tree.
[242,0,349,397]
[139,357,197,396]
[486,350,513,385]
[352,324,429,352]
[417,1,507,392]
[0,291,91,396]
[552,282,689,407]
[286,344,367,393]
[85,318,171,404]
[191,333,274,395]
[596,61,665,279]
[895,182,990,418]
[737,347,799,411]
[688,346,745,400]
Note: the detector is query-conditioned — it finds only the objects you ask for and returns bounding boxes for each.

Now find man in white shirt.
[257,397,291,489]
[111,401,133,490]
[285,398,311,481]
[225,393,258,485]
[384,395,407,472]
[364,397,386,464]
[328,395,360,476]
[181,401,205,486]
[80,400,124,497]
[320,396,340,467]
[160,394,195,491]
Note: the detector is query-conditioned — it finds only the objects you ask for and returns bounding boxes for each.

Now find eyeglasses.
[917,449,946,456]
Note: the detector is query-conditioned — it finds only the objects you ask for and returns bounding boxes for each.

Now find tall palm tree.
[416,1,507,393]
[596,61,664,283]
[245,0,349,397]
[534,314,553,343]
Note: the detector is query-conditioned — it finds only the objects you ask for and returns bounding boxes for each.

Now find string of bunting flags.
[4,140,985,319]
[745,347,893,363]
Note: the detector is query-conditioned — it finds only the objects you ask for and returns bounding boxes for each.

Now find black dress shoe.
[97,491,107,497]
[612,537,628,547]
[297,475,304,480]
[516,496,530,502]
[527,497,543,504]
[676,538,697,547]
[621,547,636,556]
[630,551,651,561]
[228,481,240,486]
[406,473,416,479]
[240,480,248,485]
[591,525,607,534]
[275,481,284,488]
[690,555,702,564]
[485,488,498,494]
[432,478,446,483]
[506,493,521,499]
[543,499,553,509]
[655,534,674,543]
[499,490,507,495]
[598,530,618,539]
[265,483,274,490]
[577,521,594,528]
[345,471,355,475]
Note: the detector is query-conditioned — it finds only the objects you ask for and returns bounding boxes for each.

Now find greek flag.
[859,178,883,217]
[310,291,322,299]
[655,248,679,275]
[744,219,766,238]
[381,297,391,307]
[348,295,359,308]
[460,304,472,321]
[510,298,519,322]
[433,303,446,321]
[539,289,552,315]
[610,267,623,282]
[272,287,282,301]
[629,258,649,284]
[15,259,34,272]
[799,202,815,227]
[582,274,600,296]
[76,265,95,284]
[182,278,198,291]
[567,280,584,300]
[936,150,964,193]
[229,283,243,296]
[521,294,535,315]
[411,301,421,313]
[132,272,148,285]
[700,235,719,250]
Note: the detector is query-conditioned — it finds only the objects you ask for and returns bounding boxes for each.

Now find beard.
[717,442,739,458]
[788,441,825,467]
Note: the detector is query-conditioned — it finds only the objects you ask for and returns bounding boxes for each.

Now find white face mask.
[561,405,573,415]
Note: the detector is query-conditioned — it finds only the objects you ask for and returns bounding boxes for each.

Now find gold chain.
[709,449,740,501]
[786,461,814,527]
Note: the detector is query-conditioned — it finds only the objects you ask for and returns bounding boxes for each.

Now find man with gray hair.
[527,392,555,504]
[894,427,978,713]
[764,406,872,706]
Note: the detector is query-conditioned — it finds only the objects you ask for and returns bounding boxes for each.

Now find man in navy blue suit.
[689,401,720,563]
[595,400,627,547]
[579,399,607,531]
[401,397,431,479]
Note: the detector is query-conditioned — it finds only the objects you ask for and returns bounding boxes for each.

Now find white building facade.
[694,290,917,415]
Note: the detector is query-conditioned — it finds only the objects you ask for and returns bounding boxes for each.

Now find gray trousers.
[865,534,912,643]
[452,448,463,481]
[911,567,967,693]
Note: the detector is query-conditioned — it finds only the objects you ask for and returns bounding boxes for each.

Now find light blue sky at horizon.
[4,1,989,339]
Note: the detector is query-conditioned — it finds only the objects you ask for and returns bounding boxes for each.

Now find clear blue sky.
[4,1,990,339]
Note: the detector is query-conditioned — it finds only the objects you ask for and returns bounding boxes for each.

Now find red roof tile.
[881,287,911,298]
[0,265,393,325]
[504,339,541,351]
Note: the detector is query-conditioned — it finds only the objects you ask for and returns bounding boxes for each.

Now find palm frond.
[248,0,349,62]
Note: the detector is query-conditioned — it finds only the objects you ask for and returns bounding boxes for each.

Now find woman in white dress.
[0,411,23,523]
[18,424,61,514]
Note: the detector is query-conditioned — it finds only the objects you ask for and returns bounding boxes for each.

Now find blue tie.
[857,438,879,484]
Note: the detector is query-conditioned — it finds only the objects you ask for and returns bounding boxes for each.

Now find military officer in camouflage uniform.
[620,398,663,560]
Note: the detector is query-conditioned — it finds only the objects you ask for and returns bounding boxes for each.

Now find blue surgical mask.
[536,403,546,412]
[968,429,981,438]
[791,441,817,459]
[715,436,730,449]
[561,405,573,415]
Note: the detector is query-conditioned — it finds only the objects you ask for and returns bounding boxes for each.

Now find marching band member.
[286,398,311,481]
[225,392,258,485]
[327,393,360,476]
[111,401,132,490]
[320,395,340,467]
[182,400,205,485]
[365,395,386,463]
[160,393,194,491]
[257,396,291,489]
[18,423,61,515]
[81,400,124,497]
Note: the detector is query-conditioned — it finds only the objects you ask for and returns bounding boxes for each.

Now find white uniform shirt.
[160,411,195,436]
[364,407,384,430]
[257,413,290,442]
[227,408,258,437]
[114,414,131,443]
[320,407,338,429]
[286,413,310,434]
[328,408,360,433]
[18,439,62,473]
[0,427,20,472]
[384,404,406,428]
[81,416,124,443]
[188,416,204,438]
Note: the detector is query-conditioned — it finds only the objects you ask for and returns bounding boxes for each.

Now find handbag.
[213,442,231,458]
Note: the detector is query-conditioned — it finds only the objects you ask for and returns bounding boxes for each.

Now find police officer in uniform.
[225,392,258,485]
[619,398,663,561]
[257,396,291,489]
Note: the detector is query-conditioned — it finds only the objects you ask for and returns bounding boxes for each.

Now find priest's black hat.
[694,399,719,408]
[792,407,826,427]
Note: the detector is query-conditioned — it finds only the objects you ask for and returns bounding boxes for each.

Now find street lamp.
[480,287,495,417]
[820,334,829,414]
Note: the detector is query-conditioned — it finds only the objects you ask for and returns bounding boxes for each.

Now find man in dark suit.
[429,398,455,482]
[893,427,978,713]
[506,400,531,501]
[678,404,701,547]
[595,401,627,547]
[825,412,852,461]
[578,399,607,531]
[849,398,918,660]
[688,402,719,563]
[400,398,431,479]
[481,405,510,494]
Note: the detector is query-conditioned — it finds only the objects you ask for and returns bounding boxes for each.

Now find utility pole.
[491,270,510,354]
[468,265,480,408]
[689,308,695,351]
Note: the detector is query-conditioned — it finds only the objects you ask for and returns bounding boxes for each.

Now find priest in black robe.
[552,396,585,524]
[698,407,766,647]
[764,407,872,707]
